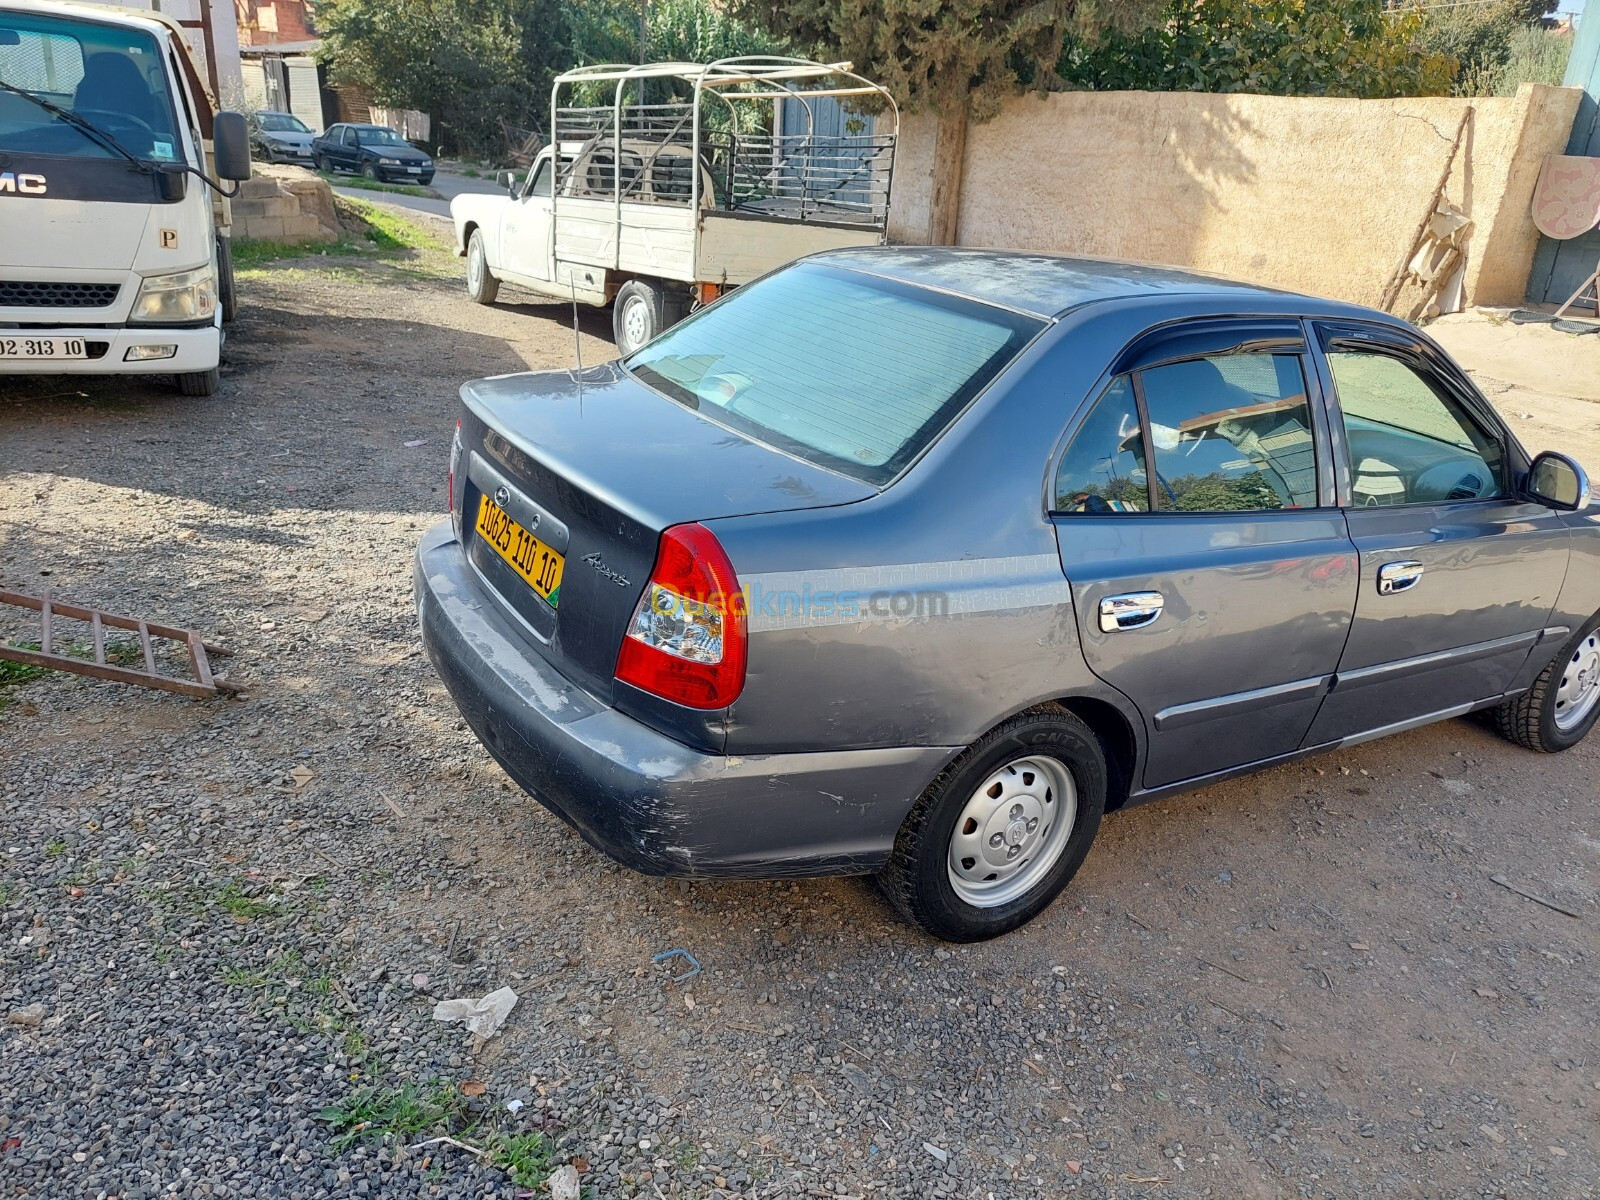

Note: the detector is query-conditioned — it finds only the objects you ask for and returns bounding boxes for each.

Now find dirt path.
[1,257,1596,1200]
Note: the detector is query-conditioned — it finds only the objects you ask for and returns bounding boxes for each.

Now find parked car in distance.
[248,110,314,164]
[311,123,433,184]
[414,248,1600,942]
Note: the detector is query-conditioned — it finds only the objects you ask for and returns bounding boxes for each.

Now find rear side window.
[625,263,1043,485]
[1056,351,1318,514]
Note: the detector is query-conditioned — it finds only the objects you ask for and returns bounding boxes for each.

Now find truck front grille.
[0,281,121,308]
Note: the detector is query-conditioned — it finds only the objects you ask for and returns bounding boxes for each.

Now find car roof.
[806,246,1370,322]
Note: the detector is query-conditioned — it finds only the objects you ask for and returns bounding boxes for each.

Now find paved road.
[332,167,502,220]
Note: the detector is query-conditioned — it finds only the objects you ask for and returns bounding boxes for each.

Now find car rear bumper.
[414,519,953,878]
[0,325,219,375]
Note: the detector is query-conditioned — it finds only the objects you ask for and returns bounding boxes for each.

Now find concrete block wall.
[231,164,339,244]
[888,85,1584,309]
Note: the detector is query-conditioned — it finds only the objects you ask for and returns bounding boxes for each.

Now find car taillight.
[615,523,746,709]
[447,419,462,530]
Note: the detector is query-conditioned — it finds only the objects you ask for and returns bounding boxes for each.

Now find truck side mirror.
[212,111,252,182]
[1526,451,1590,511]
[497,168,519,196]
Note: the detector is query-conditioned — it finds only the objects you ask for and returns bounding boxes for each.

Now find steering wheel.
[76,107,156,141]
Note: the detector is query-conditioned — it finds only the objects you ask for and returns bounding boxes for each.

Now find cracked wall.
[887,85,1583,309]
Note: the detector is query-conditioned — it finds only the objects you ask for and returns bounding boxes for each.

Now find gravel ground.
[2,242,1597,1200]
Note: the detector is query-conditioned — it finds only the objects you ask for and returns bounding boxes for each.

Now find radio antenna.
[569,276,584,408]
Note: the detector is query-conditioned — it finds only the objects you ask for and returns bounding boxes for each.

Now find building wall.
[237,0,316,49]
[888,85,1583,309]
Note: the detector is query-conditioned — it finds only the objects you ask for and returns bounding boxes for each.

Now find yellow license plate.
[475,495,564,607]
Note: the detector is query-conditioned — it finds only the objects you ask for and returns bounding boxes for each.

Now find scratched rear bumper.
[414,520,954,878]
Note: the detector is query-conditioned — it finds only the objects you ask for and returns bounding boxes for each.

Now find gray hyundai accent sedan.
[415,248,1599,941]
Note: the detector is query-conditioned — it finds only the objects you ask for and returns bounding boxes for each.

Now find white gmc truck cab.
[0,0,251,396]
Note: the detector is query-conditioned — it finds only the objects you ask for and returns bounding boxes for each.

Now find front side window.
[0,12,182,161]
[525,157,552,199]
[1326,349,1504,506]
[626,262,1043,485]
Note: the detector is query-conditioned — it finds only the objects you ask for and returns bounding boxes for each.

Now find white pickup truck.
[449,57,898,353]
[0,0,252,395]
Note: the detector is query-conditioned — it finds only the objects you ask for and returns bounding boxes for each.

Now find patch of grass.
[1,643,48,687]
[318,170,438,198]
[232,237,362,272]
[44,839,67,857]
[220,963,270,989]
[214,879,278,922]
[674,1141,702,1170]
[152,945,175,965]
[340,195,448,253]
[342,1029,368,1059]
[486,1131,557,1188]
[319,1080,466,1152]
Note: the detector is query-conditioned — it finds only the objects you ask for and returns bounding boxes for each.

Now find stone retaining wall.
[231,164,339,244]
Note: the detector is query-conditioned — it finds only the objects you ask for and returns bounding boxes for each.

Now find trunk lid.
[457,361,874,703]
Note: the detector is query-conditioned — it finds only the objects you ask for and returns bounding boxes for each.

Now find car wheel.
[176,367,220,397]
[216,234,237,324]
[612,280,686,354]
[1492,614,1600,752]
[362,160,377,180]
[466,229,500,305]
[878,704,1107,942]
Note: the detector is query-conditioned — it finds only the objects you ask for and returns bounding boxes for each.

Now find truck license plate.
[0,336,88,361]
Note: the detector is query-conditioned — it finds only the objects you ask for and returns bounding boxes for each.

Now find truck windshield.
[626,263,1044,485]
[0,12,182,162]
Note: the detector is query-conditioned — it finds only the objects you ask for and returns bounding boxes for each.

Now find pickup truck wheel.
[613,280,674,354]
[216,234,237,324]
[1492,615,1600,752]
[878,705,1107,942]
[176,367,219,397]
[466,230,499,305]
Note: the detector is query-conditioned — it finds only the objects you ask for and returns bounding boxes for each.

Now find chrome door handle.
[1377,560,1424,595]
[1099,591,1165,632]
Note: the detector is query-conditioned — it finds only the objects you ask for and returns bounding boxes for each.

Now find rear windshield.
[625,262,1044,485]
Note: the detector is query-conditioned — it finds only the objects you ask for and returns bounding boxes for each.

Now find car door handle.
[1377,560,1424,595]
[1099,591,1165,632]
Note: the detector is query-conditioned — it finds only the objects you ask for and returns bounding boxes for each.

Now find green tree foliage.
[1417,0,1562,97]
[318,0,572,155]
[1060,0,1457,98]
[1489,25,1573,96]
[319,0,782,156]
[728,0,1167,119]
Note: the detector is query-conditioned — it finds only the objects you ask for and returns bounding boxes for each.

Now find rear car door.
[1052,319,1358,790]
[1301,321,1571,743]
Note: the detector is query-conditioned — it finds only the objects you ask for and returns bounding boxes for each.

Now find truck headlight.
[130,266,217,323]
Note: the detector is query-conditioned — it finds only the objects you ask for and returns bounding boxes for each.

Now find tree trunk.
[928,103,969,246]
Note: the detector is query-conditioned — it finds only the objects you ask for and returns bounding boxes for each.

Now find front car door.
[1301,321,1571,743]
[502,154,554,283]
[337,125,359,169]
[1052,319,1358,790]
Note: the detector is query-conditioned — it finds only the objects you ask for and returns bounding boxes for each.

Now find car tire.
[878,704,1107,942]
[362,160,378,181]
[466,229,500,305]
[612,280,687,355]
[1492,614,1600,752]
[177,367,220,397]
[216,234,237,324]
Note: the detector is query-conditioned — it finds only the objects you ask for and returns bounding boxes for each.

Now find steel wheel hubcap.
[468,244,482,290]
[1555,632,1600,732]
[622,297,651,350]
[947,755,1076,908]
